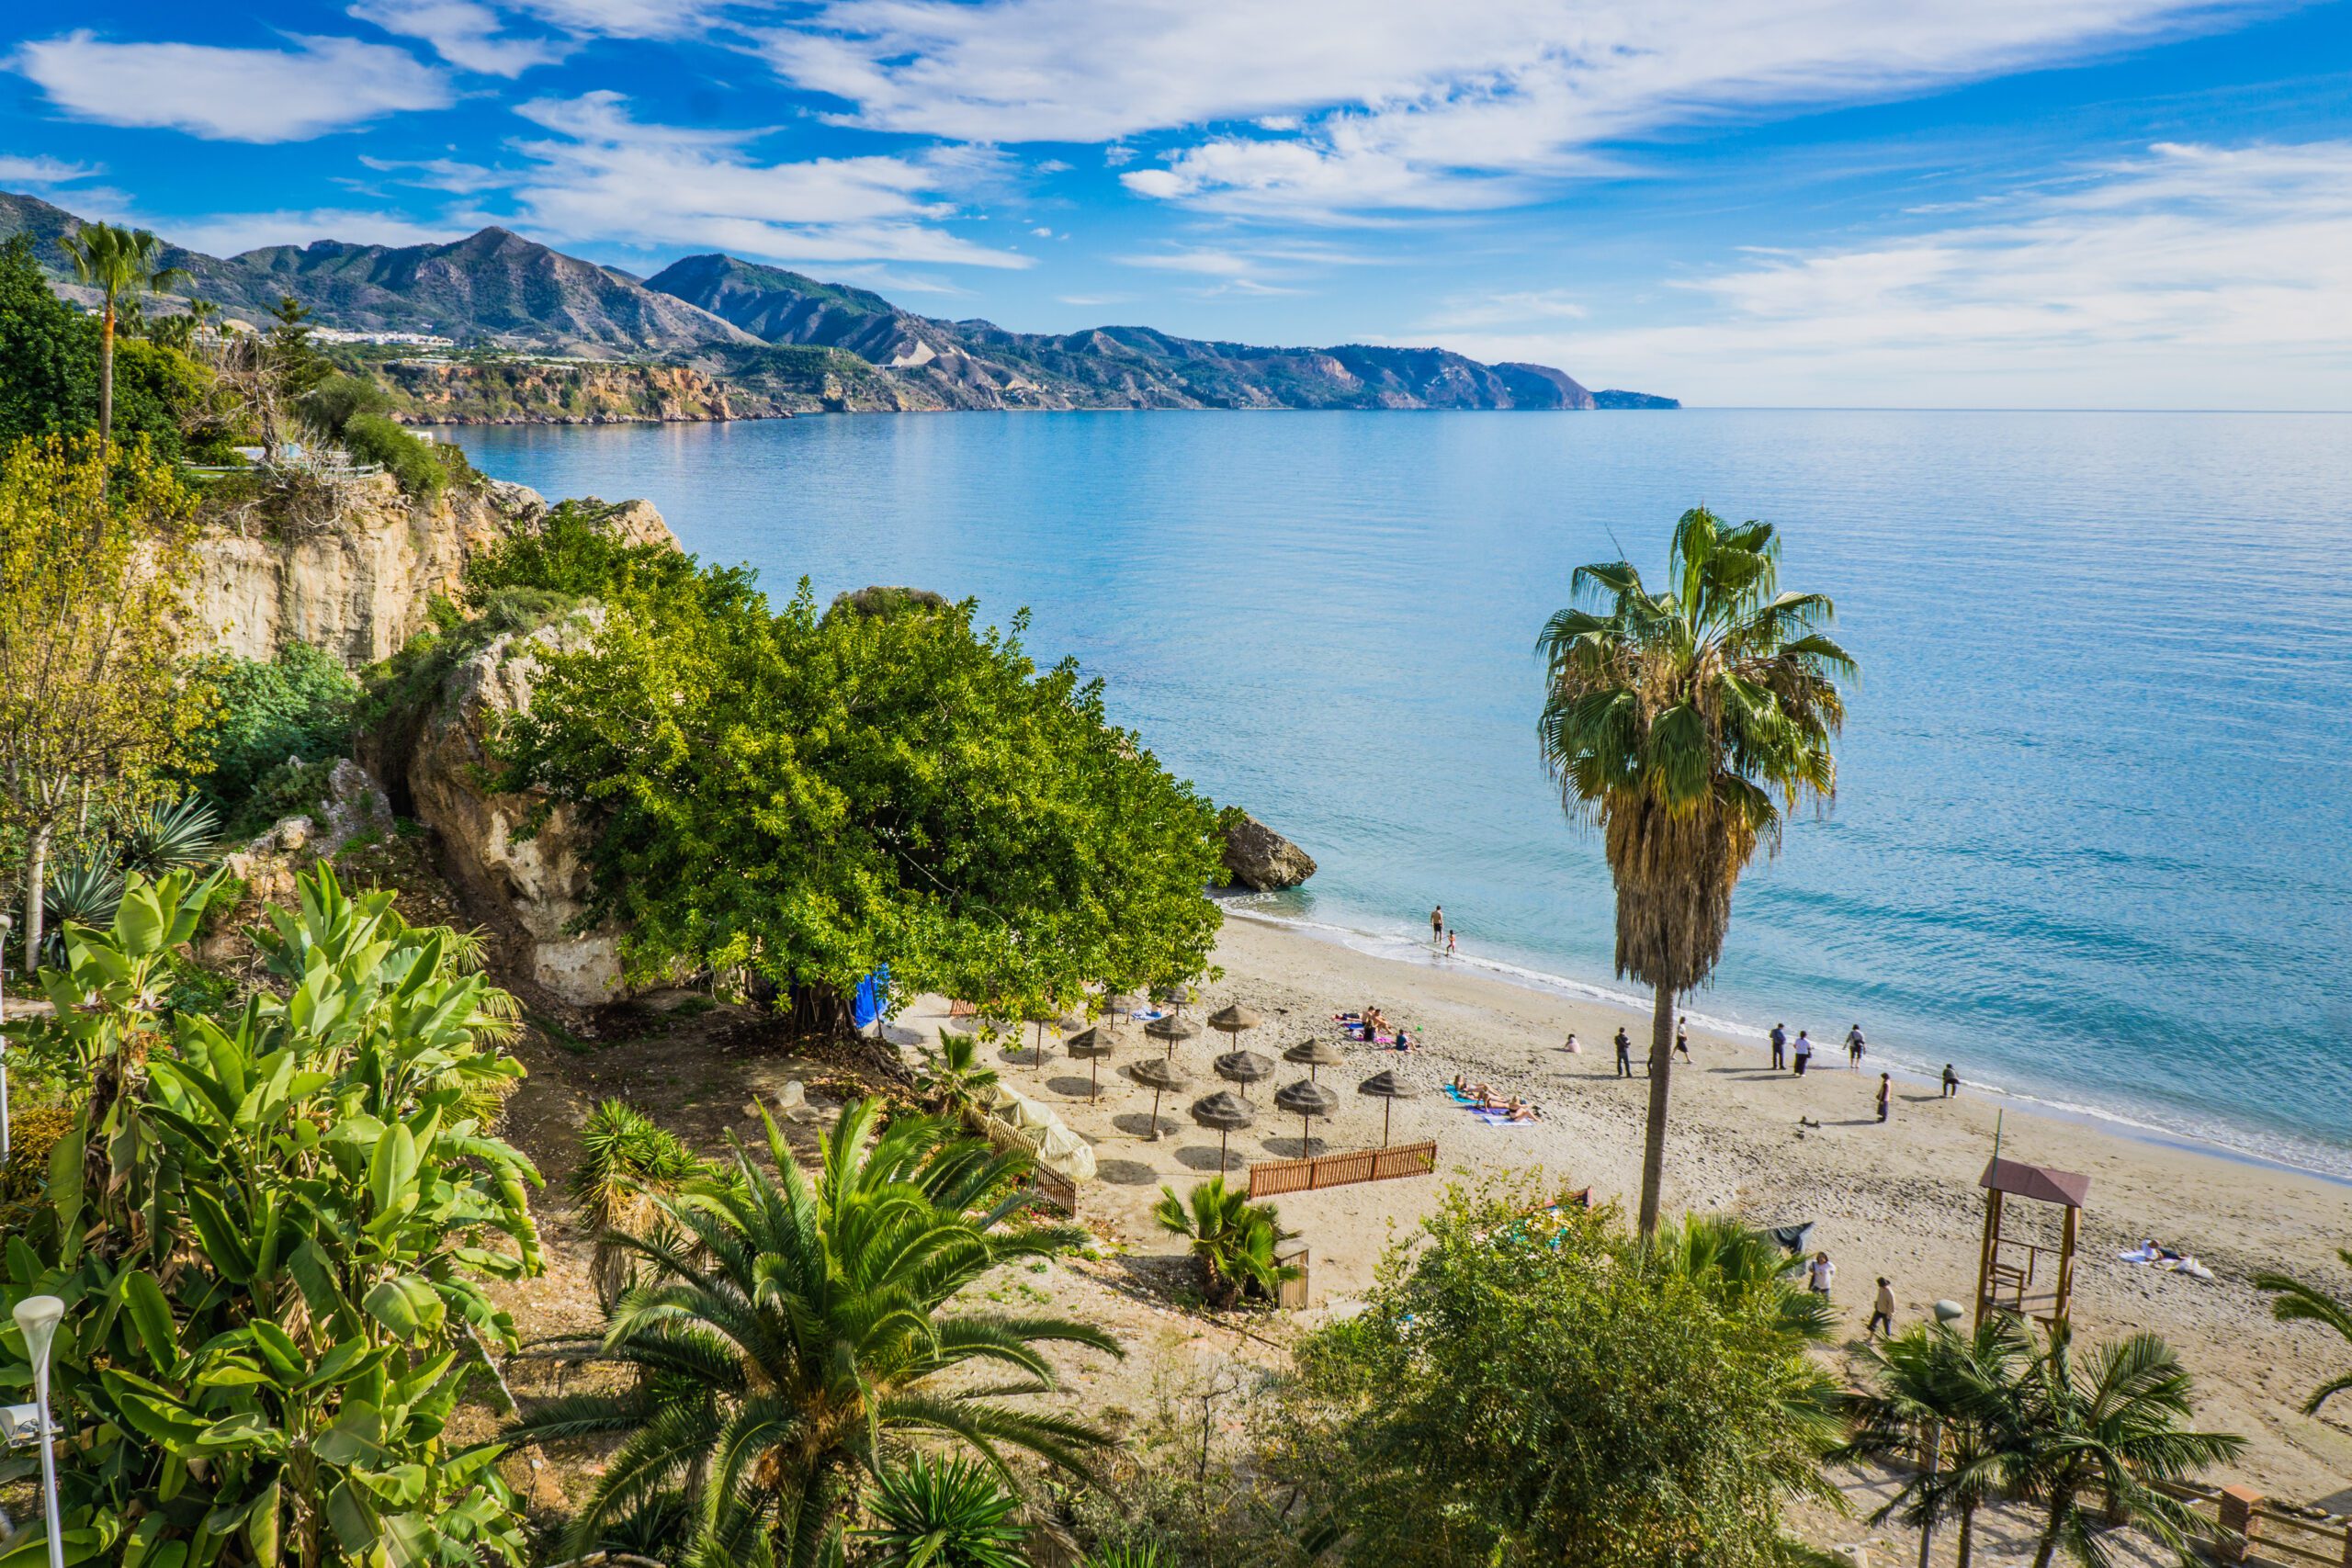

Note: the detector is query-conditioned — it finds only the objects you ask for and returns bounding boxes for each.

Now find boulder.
[1221,813,1317,891]
[403,608,623,1006]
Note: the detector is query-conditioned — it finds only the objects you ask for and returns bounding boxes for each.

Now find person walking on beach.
[1770,1022,1787,1070]
[1869,1277,1895,1338]
[1430,904,1444,946]
[1847,1023,1866,1069]
[1942,1064,1960,1099]
[1673,1015,1692,1062]
[1792,1031,1813,1075]
[1875,1072,1892,1123]
[1613,1027,1634,1077]
[1807,1251,1836,1301]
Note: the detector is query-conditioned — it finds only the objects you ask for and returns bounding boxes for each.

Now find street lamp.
[1916,1298,1967,1568]
[12,1294,65,1568]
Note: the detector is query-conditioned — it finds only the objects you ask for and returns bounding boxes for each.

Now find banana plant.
[0,864,541,1567]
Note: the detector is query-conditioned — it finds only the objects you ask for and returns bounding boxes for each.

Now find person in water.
[1847,1023,1867,1069]
[1430,904,1445,945]
[1445,929,1458,957]
[1942,1064,1961,1099]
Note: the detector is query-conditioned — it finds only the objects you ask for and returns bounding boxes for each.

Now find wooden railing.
[2155,1482,2352,1567]
[1248,1140,1437,1199]
[973,1111,1080,1216]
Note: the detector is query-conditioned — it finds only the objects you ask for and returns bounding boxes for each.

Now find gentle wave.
[1219,895,2352,1184]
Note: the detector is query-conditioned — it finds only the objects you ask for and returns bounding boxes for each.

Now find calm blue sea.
[454,411,2352,1177]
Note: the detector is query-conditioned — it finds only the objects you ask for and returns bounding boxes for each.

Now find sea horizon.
[453,407,2352,1182]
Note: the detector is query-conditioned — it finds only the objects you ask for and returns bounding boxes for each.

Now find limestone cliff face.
[404,609,623,1007]
[193,479,679,669]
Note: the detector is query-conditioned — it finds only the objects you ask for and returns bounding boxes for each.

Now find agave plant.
[859,1454,1032,1568]
[118,795,222,876]
[1151,1178,1297,1309]
[40,852,126,964]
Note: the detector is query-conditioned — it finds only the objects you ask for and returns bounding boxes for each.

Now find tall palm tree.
[58,222,188,465]
[2014,1331,2244,1568]
[509,1100,1119,1568]
[1537,506,1853,1236]
[1840,1317,2037,1568]
[2255,1247,2352,1414]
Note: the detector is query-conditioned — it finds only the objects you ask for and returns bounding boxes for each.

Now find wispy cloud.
[350,0,570,76]
[165,208,469,257]
[504,90,1033,268]
[1416,141,2352,408]
[1418,289,1589,330]
[763,0,2269,217]
[10,31,450,142]
[0,153,102,187]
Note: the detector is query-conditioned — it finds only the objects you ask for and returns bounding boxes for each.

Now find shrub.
[188,642,361,810]
[300,370,392,435]
[342,410,446,501]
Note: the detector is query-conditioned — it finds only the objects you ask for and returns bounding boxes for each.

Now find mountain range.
[0,191,1675,413]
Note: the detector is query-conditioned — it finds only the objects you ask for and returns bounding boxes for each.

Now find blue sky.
[5,0,2347,406]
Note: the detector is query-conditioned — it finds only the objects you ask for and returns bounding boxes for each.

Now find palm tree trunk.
[1636,981,1675,1238]
[1956,1499,1975,1568]
[2029,1488,2071,1568]
[97,303,116,467]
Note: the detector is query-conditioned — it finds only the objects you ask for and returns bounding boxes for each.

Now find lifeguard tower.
[1974,1156,2089,1333]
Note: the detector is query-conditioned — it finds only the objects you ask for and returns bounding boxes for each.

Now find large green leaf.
[364,1276,446,1340]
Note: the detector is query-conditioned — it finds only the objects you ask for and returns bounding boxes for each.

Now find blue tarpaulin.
[851,967,891,1030]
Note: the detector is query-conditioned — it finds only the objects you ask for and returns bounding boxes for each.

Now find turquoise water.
[455,411,2352,1176]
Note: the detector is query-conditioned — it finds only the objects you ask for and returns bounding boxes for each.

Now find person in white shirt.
[1807,1251,1836,1299]
[1792,1031,1814,1076]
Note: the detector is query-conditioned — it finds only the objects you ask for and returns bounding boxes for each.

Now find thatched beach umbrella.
[1145,1015,1198,1058]
[1213,1049,1273,1103]
[1207,1002,1262,1056]
[1153,986,1188,1018]
[1189,1089,1255,1169]
[1357,1069,1419,1146]
[1066,1026,1115,1103]
[1131,1056,1189,1141]
[1274,1077,1339,1157]
[1283,1038,1346,1081]
[1105,992,1146,1036]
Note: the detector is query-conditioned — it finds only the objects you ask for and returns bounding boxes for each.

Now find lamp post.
[0,910,14,1163]
[13,1293,66,1568]
[1917,1297,1966,1568]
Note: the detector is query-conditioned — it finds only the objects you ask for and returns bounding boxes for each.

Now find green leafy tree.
[487,510,1226,1031]
[0,236,207,461]
[57,222,187,466]
[1150,1178,1296,1309]
[1536,506,1853,1236]
[0,435,211,971]
[1840,1317,2038,1568]
[858,1455,1033,1568]
[509,1100,1119,1568]
[0,864,542,1566]
[2012,1332,2244,1568]
[2255,1248,2352,1415]
[1277,1183,1843,1567]
[186,643,362,814]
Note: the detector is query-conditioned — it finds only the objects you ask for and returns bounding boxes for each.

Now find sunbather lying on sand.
[1502,1097,1540,1122]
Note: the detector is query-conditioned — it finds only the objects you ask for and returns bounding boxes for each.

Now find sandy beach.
[906,909,2352,1508]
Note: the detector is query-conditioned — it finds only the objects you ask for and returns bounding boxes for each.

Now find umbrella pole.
[1148,1089,1164,1141]
[1383,1099,1394,1147]
[1301,1115,1312,1158]
[1090,1056,1101,1103]
[1219,1127,1230,1169]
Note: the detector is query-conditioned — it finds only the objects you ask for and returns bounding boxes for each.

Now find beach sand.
[910,910,2352,1508]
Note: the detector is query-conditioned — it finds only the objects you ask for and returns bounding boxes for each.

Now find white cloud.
[1419,289,1589,330]
[505,90,1033,268]
[350,0,570,76]
[506,0,720,37]
[0,153,102,186]
[10,31,450,142]
[1417,141,2352,409]
[359,154,514,194]
[763,0,2267,215]
[165,209,468,256]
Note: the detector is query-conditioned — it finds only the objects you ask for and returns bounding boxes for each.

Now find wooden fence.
[973,1111,1079,1216]
[2156,1481,2352,1567]
[1248,1139,1437,1199]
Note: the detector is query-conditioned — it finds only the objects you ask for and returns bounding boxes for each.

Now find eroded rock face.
[1222,813,1317,891]
[405,609,622,1006]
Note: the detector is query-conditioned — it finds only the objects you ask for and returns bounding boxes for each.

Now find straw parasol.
[1066,1026,1115,1102]
[1213,1049,1274,1103]
[1206,1002,1262,1056]
[1153,986,1188,1018]
[1105,992,1146,1035]
[1357,1069,1419,1146]
[1189,1089,1255,1169]
[1283,1037,1346,1081]
[1144,1014,1199,1057]
[1130,1056,1189,1141]
[1273,1077,1339,1157]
